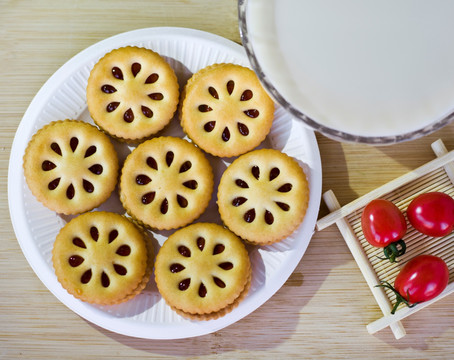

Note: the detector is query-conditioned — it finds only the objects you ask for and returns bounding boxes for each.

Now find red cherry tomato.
[407,192,454,237]
[361,199,407,262]
[380,255,449,314]
[362,199,407,247]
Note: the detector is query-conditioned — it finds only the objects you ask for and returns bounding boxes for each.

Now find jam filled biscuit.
[180,63,274,157]
[154,222,251,320]
[23,120,119,215]
[119,136,214,230]
[52,211,152,305]
[87,46,179,142]
[217,149,309,245]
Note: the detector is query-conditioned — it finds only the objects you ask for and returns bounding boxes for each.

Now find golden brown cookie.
[180,63,274,157]
[217,149,309,245]
[119,136,214,230]
[87,46,179,142]
[23,120,119,215]
[52,211,152,305]
[154,223,251,320]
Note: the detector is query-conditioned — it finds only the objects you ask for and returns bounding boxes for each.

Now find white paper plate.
[8,27,322,339]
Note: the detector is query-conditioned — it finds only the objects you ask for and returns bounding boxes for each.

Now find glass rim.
[237,0,454,144]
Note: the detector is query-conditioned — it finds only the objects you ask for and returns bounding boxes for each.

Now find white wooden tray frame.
[316,139,454,339]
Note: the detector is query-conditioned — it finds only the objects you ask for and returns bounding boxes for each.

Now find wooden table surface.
[2,1,454,359]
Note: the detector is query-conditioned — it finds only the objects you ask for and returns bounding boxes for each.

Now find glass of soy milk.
[239,0,454,144]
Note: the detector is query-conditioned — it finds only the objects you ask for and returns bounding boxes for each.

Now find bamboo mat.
[1,1,454,359]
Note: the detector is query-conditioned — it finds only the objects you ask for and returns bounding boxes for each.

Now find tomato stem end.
[382,239,406,263]
[376,281,419,314]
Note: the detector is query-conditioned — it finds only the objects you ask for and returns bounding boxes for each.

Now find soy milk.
[245,0,454,137]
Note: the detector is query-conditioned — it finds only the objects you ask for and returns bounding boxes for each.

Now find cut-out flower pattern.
[168,235,234,298]
[42,136,106,200]
[67,225,132,288]
[135,150,200,215]
[230,164,293,225]
[101,62,163,123]
[197,80,260,143]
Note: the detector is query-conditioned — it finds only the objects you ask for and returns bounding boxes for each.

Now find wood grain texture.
[1,0,454,358]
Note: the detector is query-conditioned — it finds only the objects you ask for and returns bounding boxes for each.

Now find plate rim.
[8,26,322,339]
